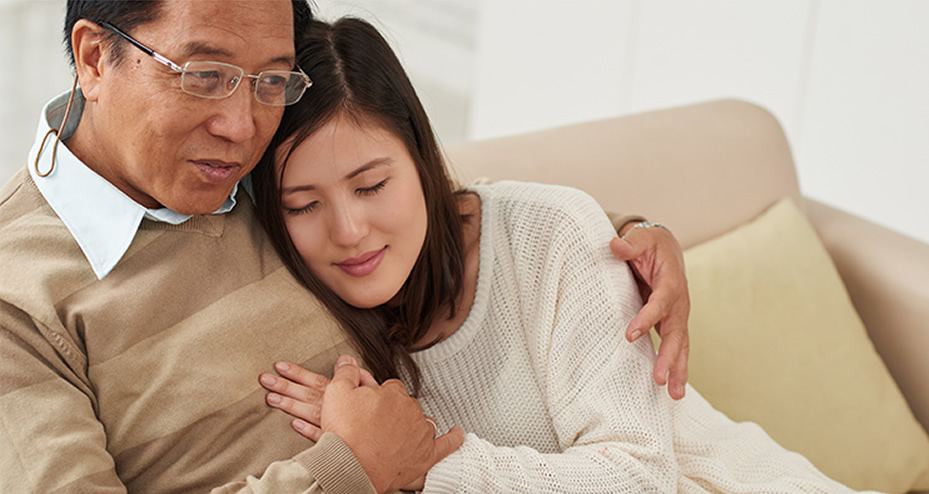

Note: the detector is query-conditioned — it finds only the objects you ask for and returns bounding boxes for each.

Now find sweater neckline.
[411,185,494,363]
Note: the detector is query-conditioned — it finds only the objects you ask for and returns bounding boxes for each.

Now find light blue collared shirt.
[28,89,239,280]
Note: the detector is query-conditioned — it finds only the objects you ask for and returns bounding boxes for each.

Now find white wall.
[799,1,929,245]
[2,0,927,245]
[468,0,929,245]
[0,0,72,180]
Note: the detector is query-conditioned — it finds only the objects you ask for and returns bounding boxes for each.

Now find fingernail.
[293,420,305,431]
[260,374,276,386]
[275,361,290,372]
[335,355,356,368]
[629,330,641,341]
[267,394,281,405]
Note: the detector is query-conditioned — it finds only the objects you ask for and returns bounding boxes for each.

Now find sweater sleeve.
[0,310,126,493]
[212,434,375,494]
[423,185,678,493]
[0,314,373,494]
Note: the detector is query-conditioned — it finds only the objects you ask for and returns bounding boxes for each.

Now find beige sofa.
[445,99,929,493]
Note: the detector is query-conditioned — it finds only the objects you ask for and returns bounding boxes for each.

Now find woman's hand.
[261,356,462,493]
[260,359,378,439]
[611,223,690,400]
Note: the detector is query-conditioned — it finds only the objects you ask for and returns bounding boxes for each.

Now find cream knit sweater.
[414,181,866,494]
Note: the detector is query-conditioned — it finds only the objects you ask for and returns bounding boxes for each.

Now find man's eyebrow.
[179,41,295,66]
[282,158,393,194]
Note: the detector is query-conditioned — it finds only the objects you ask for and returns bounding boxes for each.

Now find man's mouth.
[193,160,239,184]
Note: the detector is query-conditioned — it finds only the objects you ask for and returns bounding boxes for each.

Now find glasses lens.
[179,62,309,105]
[255,71,311,106]
[181,61,242,99]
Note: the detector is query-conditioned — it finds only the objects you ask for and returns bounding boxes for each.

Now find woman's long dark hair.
[253,17,465,395]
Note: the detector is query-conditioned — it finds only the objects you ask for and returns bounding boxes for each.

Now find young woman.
[252,17,864,494]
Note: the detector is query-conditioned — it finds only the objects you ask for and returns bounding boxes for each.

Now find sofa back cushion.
[446,99,801,249]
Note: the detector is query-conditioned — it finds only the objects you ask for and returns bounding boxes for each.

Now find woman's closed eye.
[284,179,389,216]
[357,178,389,196]
[285,201,319,216]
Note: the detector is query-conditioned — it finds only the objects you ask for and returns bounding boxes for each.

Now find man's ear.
[70,19,108,102]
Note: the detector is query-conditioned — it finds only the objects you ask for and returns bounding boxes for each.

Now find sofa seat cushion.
[682,197,929,493]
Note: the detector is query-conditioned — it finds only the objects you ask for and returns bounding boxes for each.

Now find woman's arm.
[416,186,679,492]
[421,336,678,493]
[262,339,677,494]
[261,185,679,493]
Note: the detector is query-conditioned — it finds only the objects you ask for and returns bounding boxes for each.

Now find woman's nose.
[329,201,369,247]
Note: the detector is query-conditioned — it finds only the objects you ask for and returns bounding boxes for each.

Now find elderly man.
[0,0,690,492]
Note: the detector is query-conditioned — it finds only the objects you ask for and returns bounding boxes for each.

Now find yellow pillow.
[681,198,929,493]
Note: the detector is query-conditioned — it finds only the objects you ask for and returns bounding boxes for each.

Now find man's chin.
[164,192,232,216]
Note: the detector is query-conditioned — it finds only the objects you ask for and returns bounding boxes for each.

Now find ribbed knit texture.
[414,181,871,494]
[0,168,372,493]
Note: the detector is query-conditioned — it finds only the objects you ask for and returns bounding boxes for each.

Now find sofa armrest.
[804,198,929,434]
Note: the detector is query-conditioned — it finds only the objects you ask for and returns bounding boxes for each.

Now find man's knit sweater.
[0,168,373,493]
[415,181,861,493]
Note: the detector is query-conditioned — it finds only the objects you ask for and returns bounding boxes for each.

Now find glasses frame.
[100,21,311,106]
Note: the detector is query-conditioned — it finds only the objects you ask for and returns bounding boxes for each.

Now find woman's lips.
[336,247,387,277]
[194,161,238,184]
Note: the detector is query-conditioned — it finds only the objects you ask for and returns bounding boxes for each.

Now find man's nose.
[205,82,259,143]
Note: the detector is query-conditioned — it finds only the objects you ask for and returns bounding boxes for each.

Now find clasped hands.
[261,356,462,493]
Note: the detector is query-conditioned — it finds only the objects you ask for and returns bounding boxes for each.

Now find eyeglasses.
[100,21,311,106]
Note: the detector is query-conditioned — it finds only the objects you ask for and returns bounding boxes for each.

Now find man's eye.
[191,70,221,81]
[261,74,288,88]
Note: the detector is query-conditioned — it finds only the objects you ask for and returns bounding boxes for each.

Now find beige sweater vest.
[0,168,372,493]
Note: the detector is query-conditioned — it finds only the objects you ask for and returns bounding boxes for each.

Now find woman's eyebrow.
[345,157,393,180]
[281,158,394,195]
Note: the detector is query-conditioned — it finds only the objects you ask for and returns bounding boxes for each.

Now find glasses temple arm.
[100,21,183,72]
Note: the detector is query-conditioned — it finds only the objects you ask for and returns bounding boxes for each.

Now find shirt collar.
[28,89,239,280]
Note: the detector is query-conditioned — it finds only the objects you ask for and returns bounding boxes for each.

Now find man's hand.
[260,359,378,436]
[611,223,690,400]
[260,356,464,493]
